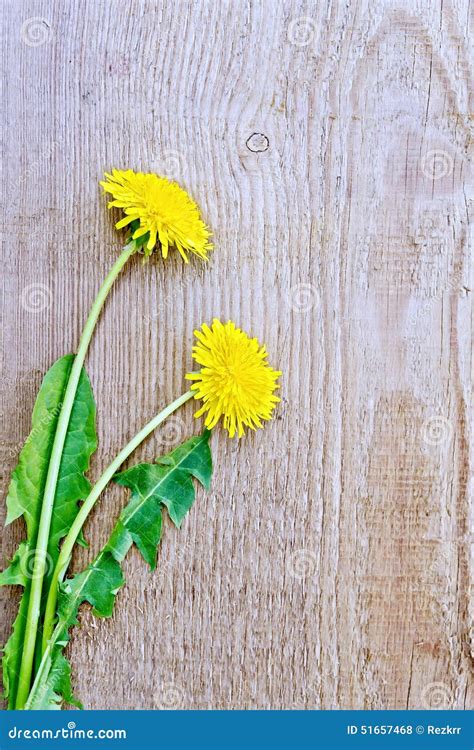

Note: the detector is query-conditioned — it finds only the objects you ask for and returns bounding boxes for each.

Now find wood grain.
[0,0,472,710]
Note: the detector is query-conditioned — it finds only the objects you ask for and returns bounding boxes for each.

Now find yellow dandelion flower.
[185,319,281,438]
[100,168,212,262]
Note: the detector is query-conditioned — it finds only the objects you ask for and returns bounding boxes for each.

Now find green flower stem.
[41,390,194,653]
[15,242,137,710]
[26,520,132,711]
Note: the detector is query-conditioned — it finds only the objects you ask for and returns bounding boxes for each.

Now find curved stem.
[15,242,136,710]
[25,621,62,710]
[41,390,194,652]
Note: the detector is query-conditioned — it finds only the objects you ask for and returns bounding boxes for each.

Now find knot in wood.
[246,133,269,153]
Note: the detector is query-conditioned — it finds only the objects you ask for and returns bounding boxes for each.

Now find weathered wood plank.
[1,0,471,709]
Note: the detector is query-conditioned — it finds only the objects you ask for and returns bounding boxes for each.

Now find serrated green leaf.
[26,650,82,710]
[157,428,212,490]
[27,431,212,710]
[1,596,29,701]
[58,551,125,625]
[0,541,29,587]
[1,355,97,707]
[24,550,124,711]
[115,429,212,539]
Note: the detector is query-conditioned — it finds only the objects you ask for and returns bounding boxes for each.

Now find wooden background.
[1,0,472,710]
